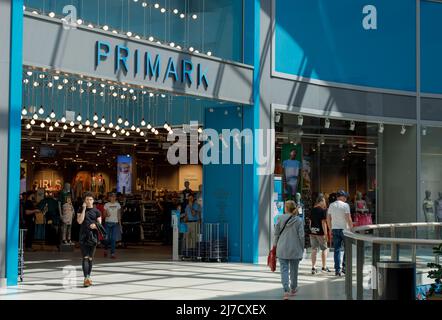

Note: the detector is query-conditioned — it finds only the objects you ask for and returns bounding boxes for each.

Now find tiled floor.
[0,245,348,300]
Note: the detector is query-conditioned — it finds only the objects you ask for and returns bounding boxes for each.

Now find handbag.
[267,215,294,272]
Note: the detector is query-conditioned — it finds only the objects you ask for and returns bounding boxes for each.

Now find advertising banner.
[281,144,303,200]
[117,155,132,194]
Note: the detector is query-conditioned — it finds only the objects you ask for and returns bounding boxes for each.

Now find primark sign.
[95,40,209,89]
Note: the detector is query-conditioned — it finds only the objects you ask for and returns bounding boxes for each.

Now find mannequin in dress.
[434,192,442,222]
[423,190,435,222]
[355,192,368,214]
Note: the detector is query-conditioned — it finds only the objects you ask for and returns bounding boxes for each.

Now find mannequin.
[97,174,106,195]
[435,192,442,222]
[295,192,304,220]
[423,190,435,222]
[74,177,83,199]
[355,192,368,214]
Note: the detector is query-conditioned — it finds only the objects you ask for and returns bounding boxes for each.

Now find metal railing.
[343,222,442,300]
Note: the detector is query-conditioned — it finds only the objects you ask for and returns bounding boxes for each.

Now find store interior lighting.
[349,121,356,131]
[401,125,406,135]
[324,118,330,129]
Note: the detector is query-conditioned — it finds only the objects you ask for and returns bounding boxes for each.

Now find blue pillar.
[0,0,23,286]
[241,0,260,263]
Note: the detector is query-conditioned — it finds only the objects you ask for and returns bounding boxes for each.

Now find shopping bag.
[267,246,277,272]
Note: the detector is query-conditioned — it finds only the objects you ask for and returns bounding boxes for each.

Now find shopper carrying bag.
[272,200,305,300]
[268,212,294,272]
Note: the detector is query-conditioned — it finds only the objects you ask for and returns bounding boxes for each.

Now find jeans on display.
[332,229,346,273]
[105,222,118,254]
[279,258,300,293]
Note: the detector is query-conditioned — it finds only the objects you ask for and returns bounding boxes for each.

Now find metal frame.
[343,222,442,300]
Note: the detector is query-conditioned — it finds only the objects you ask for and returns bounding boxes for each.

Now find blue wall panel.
[275,0,416,92]
[421,0,442,94]
[203,106,242,262]
[6,0,24,286]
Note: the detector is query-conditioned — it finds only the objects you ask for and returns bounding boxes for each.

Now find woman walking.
[273,200,305,300]
[77,192,102,287]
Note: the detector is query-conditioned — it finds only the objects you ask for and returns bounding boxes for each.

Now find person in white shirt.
[327,190,353,276]
[103,193,122,258]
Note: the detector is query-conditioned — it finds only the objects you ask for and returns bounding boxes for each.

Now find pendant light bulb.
[163,122,169,129]
[112,132,117,138]
[91,130,96,136]
[141,119,146,126]
[100,116,106,124]
[54,122,59,127]
[40,122,45,128]
[100,126,105,132]
[136,127,141,133]
[45,117,51,123]
[76,113,82,121]
[63,124,68,130]
[109,122,114,128]
[22,107,28,116]
[85,119,91,126]
[93,113,98,121]
[131,125,136,131]
[124,119,129,126]
[86,127,91,132]
[30,119,36,125]
[117,116,123,124]
[93,122,98,128]
[38,105,44,114]
[106,129,111,135]
[32,113,38,120]
[50,110,56,118]
[147,123,152,130]
[70,121,75,127]
[78,124,83,130]
[61,116,66,123]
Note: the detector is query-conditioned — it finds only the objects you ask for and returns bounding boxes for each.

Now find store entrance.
[19,67,215,260]
[274,113,378,226]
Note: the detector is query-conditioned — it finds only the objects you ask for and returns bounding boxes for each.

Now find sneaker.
[83,278,91,287]
[87,278,92,286]
[342,268,346,274]
[104,251,108,258]
[283,292,290,300]
[111,254,116,259]
[289,288,298,296]
[311,268,317,275]
[335,272,342,277]
[322,267,331,273]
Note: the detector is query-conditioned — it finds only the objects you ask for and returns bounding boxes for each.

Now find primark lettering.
[95,40,209,89]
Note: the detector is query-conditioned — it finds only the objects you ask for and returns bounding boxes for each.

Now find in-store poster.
[117,155,132,194]
[281,144,303,200]
[20,163,27,194]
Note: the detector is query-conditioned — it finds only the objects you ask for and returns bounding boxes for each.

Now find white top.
[328,200,351,230]
[104,202,121,223]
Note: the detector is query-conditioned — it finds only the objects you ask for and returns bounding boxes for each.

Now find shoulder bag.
[267,215,294,272]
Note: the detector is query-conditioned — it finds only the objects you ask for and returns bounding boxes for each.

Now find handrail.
[343,222,442,300]
[343,222,442,246]
[353,222,442,232]
[343,230,442,246]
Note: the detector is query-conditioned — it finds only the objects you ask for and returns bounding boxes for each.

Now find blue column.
[241,0,260,263]
[0,0,23,286]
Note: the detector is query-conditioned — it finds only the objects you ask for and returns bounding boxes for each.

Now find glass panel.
[421,126,442,223]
